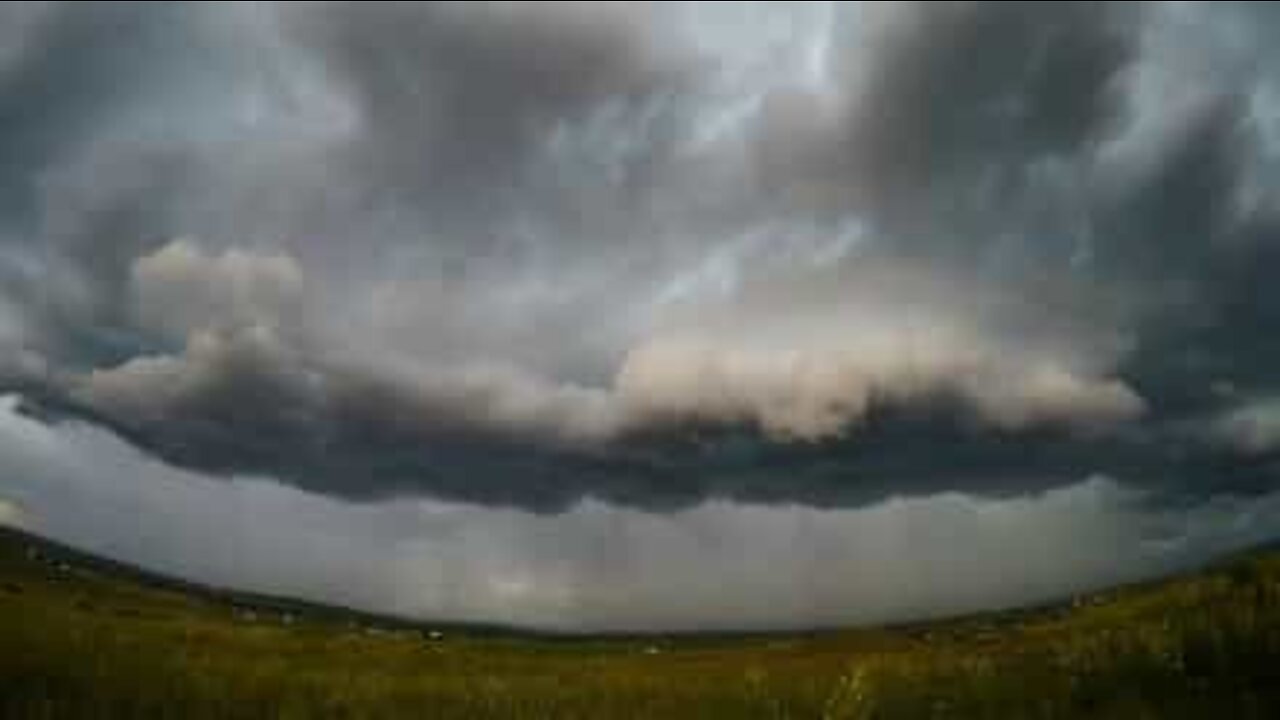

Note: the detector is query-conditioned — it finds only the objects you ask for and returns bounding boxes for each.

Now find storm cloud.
[5,394,1280,631]
[0,1,1279,626]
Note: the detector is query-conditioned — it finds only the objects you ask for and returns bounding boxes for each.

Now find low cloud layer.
[1,1,1280,626]
[51,238,1150,509]
[1210,397,1280,456]
[4,395,1278,631]
[131,239,304,341]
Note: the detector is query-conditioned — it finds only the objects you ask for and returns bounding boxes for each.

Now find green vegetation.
[2,531,1279,719]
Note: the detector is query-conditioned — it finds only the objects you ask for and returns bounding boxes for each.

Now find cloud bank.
[1,1,1280,627]
[4,395,1279,631]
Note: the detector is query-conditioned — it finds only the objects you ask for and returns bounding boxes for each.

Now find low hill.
[2,526,1279,718]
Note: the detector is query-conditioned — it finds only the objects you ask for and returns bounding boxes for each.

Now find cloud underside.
[5,395,1279,631]
[1,1,1279,512]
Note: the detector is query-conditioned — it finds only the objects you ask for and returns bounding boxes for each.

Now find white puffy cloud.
[1210,397,1280,455]
[107,238,1145,452]
[616,330,1143,442]
[131,239,305,340]
[74,324,310,429]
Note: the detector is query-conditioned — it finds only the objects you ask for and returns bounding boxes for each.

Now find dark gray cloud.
[285,4,672,187]
[765,2,1137,229]
[1,1,1279,517]
[275,0,703,264]
[6,395,1280,631]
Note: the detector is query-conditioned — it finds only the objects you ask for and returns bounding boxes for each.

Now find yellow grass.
[2,532,1278,718]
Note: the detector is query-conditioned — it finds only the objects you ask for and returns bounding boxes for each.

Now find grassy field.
[2,530,1279,719]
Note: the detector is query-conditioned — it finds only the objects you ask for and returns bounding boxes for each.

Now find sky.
[2,1,1280,632]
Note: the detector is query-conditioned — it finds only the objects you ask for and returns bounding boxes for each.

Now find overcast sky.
[3,1,1280,631]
